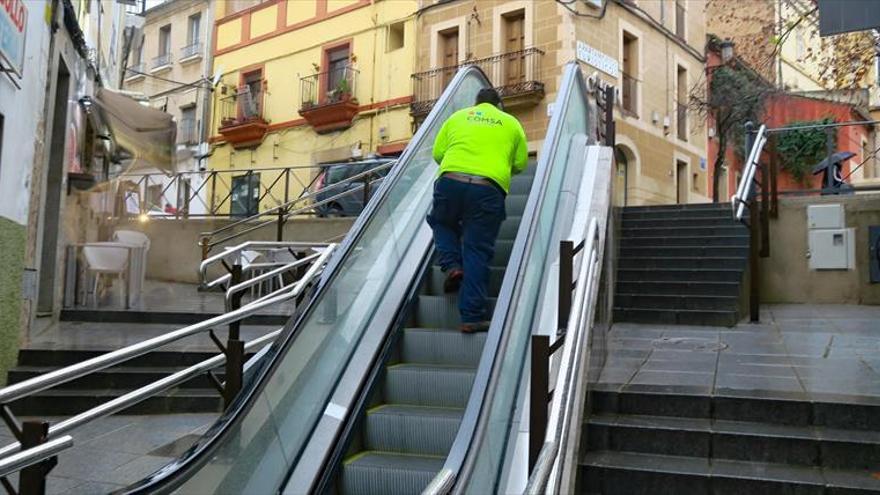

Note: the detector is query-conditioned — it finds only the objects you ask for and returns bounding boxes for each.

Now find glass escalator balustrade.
[335,160,539,495]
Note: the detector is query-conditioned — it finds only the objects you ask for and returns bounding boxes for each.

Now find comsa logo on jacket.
[466,110,503,126]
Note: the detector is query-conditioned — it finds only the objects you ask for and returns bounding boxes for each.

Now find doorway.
[676,159,688,204]
[613,146,630,206]
[37,62,71,314]
[439,27,459,88]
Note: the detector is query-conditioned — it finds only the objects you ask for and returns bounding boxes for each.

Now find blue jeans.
[427,176,506,323]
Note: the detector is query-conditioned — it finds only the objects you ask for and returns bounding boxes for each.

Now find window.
[387,21,405,52]
[158,24,171,56]
[179,106,197,145]
[677,65,687,141]
[187,13,201,45]
[622,31,638,116]
[231,173,260,217]
[675,0,685,40]
[326,45,350,94]
[503,9,526,86]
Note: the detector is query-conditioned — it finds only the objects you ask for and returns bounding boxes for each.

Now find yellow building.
[414,0,709,206]
[207,0,417,215]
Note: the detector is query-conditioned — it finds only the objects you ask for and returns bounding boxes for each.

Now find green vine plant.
[775,118,836,184]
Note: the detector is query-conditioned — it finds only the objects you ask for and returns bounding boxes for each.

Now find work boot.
[460,321,491,333]
[443,268,464,293]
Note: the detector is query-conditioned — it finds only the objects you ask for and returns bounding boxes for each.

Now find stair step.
[622,225,747,238]
[621,216,738,228]
[16,349,228,368]
[7,366,223,390]
[623,203,730,213]
[580,450,880,494]
[415,295,497,328]
[622,208,734,220]
[8,388,222,416]
[618,257,747,270]
[614,307,739,327]
[426,265,505,298]
[617,268,743,283]
[591,390,880,431]
[401,327,487,367]
[616,281,740,296]
[614,294,739,311]
[384,363,475,408]
[587,413,880,470]
[341,451,443,495]
[620,246,749,258]
[621,236,749,247]
[364,404,462,456]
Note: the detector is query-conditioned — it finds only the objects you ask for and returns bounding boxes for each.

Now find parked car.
[314,158,395,217]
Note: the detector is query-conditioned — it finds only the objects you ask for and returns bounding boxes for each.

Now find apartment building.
[414,0,709,206]
[205,0,417,216]
[121,0,214,214]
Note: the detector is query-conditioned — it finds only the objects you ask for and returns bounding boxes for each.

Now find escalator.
[126,62,599,495]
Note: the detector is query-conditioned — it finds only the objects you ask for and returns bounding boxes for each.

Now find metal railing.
[125,63,145,77]
[732,123,767,221]
[152,52,172,69]
[198,240,326,288]
[178,117,198,145]
[218,83,266,129]
[621,72,638,116]
[300,66,359,110]
[198,161,394,258]
[0,245,335,491]
[411,47,545,116]
[181,41,203,59]
[677,101,688,140]
[526,220,601,494]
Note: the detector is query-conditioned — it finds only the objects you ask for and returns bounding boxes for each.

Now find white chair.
[82,243,130,307]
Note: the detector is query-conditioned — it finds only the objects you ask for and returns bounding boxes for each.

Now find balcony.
[151,53,172,71]
[621,72,638,117]
[677,101,688,141]
[125,63,145,80]
[298,67,360,134]
[178,117,198,145]
[180,42,203,63]
[411,47,545,117]
[217,84,269,148]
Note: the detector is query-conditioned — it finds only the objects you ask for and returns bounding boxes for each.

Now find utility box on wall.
[807,204,854,270]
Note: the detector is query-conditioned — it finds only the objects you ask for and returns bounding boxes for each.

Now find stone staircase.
[579,389,880,494]
[614,203,749,327]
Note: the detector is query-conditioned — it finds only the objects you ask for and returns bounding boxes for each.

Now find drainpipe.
[199,0,215,166]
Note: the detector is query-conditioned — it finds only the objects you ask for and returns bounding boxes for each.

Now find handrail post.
[19,421,55,495]
[749,196,760,323]
[529,335,549,473]
[558,241,574,333]
[760,159,770,258]
[210,172,218,215]
[200,236,210,261]
[276,207,285,242]
[769,135,778,219]
[363,173,372,206]
[604,85,615,147]
[224,264,245,408]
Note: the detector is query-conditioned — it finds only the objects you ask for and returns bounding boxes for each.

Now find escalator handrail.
[123,65,491,495]
[429,62,593,494]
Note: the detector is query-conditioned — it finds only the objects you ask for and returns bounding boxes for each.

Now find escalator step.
[384,363,475,408]
[416,295,497,328]
[510,174,536,195]
[500,216,523,240]
[506,194,529,217]
[364,404,463,456]
[493,240,514,266]
[341,451,443,495]
[426,265,505,297]
[401,327,487,367]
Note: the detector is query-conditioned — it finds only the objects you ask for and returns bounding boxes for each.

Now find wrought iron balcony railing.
[152,53,172,69]
[218,83,266,129]
[300,66,359,110]
[126,63,145,78]
[621,72,638,117]
[181,42,203,60]
[411,47,545,116]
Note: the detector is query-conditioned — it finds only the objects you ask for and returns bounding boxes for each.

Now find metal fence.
[181,42,202,59]
[411,47,545,116]
[152,53,172,69]
[621,72,638,117]
[300,66,359,110]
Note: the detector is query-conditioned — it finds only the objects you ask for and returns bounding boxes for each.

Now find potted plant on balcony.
[327,77,352,104]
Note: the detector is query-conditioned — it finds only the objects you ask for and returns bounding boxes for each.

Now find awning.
[92,87,177,174]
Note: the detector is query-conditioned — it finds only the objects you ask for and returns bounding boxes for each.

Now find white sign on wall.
[576,40,619,79]
[0,0,27,77]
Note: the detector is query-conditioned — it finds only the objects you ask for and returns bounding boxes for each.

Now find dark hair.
[475,88,502,108]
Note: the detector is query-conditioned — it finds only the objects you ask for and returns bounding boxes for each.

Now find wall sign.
[0,0,27,78]
[576,40,619,79]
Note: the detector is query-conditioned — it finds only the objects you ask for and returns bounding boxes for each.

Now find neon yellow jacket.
[432,102,528,193]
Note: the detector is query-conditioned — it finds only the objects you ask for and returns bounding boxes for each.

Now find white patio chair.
[82,243,130,308]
